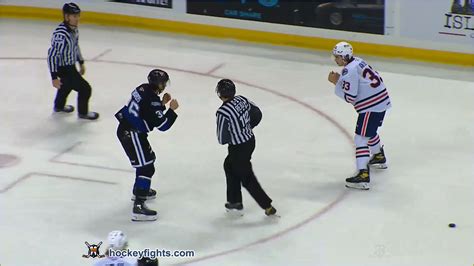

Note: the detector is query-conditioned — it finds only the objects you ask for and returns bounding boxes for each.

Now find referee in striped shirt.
[47,3,98,120]
[215,79,276,216]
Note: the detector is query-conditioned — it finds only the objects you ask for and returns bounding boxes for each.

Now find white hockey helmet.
[108,230,128,250]
[333,41,353,61]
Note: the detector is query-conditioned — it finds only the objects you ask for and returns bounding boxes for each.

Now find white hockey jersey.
[335,57,391,113]
[93,256,137,266]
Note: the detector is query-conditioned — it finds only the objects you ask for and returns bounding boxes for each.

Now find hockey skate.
[132,199,157,221]
[265,206,277,216]
[368,146,387,169]
[346,169,370,190]
[78,111,99,120]
[225,202,244,216]
[131,188,157,201]
[53,105,74,113]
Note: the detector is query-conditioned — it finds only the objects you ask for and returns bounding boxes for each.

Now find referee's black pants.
[54,65,92,115]
[224,137,272,209]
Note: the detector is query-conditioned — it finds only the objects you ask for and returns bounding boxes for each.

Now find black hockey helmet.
[216,79,236,98]
[147,69,169,91]
[62,3,81,14]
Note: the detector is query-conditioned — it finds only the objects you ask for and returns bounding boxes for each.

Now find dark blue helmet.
[147,69,169,89]
[63,3,81,14]
[216,79,236,98]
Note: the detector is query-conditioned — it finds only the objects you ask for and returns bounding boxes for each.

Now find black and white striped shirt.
[47,22,84,79]
[216,95,262,145]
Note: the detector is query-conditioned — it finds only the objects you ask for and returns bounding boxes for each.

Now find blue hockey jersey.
[115,83,177,133]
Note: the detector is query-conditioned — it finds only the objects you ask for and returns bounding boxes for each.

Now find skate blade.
[131,214,158,222]
[345,182,370,190]
[265,213,281,218]
[225,209,244,217]
[131,195,157,201]
[369,163,387,169]
[52,112,72,115]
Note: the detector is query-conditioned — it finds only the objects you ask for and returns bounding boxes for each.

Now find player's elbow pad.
[157,121,172,131]
[156,110,177,131]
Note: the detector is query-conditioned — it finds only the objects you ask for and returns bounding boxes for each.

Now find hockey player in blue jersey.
[328,42,391,190]
[115,69,179,221]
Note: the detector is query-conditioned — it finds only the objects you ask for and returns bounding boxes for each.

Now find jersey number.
[362,66,383,88]
[240,111,250,127]
[128,100,140,117]
[342,81,351,91]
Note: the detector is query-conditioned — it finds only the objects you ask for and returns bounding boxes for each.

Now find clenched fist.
[328,71,340,85]
[162,93,171,105]
[52,78,62,89]
[169,99,179,110]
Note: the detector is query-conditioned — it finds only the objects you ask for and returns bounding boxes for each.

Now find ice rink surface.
[0,19,473,266]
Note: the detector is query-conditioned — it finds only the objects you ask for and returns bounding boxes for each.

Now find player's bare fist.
[328,71,340,85]
[169,99,179,110]
[52,78,62,89]
[162,93,171,105]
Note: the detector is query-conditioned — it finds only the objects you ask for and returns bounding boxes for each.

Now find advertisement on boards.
[187,0,385,35]
[398,0,474,45]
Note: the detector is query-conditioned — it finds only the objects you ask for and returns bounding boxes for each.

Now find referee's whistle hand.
[52,79,62,89]
[79,64,86,75]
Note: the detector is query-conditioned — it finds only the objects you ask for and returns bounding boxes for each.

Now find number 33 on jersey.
[335,57,391,113]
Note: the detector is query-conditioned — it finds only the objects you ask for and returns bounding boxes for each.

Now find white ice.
[0,19,473,266]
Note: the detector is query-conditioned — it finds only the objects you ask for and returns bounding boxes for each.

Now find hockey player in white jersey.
[328,41,391,190]
[93,231,137,266]
[93,231,158,266]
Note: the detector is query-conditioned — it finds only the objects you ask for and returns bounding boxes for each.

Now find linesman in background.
[47,3,99,120]
[215,79,277,216]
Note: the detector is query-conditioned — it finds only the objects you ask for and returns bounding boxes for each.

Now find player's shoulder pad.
[137,85,146,93]
[356,58,368,69]
[344,60,359,74]
[136,83,154,97]
[358,62,367,68]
